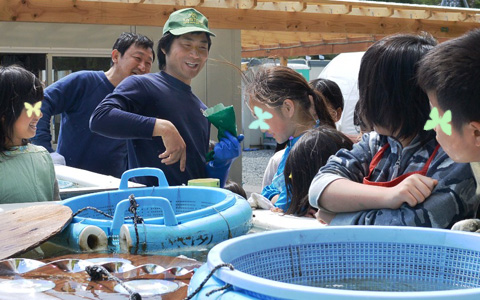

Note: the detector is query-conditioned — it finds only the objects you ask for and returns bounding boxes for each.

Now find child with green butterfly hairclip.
[0,65,60,203]
[309,33,477,228]
[245,65,336,212]
[417,28,480,232]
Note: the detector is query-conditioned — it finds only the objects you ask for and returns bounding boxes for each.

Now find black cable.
[85,265,142,300]
[184,263,234,300]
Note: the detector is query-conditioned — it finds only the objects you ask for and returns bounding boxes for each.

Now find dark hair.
[0,65,44,151]
[157,32,212,70]
[284,126,353,216]
[244,66,335,133]
[111,32,155,67]
[310,78,344,111]
[417,29,480,131]
[358,32,437,142]
[224,179,247,199]
[353,100,373,133]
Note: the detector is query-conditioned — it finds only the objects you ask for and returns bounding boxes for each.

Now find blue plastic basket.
[53,168,252,252]
[189,226,480,299]
[63,168,238,231]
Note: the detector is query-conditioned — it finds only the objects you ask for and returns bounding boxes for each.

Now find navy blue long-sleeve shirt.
[90,71,210,186]
[32,71,127,178]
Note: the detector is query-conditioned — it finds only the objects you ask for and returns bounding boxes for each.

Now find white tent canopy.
[318,51,365,135]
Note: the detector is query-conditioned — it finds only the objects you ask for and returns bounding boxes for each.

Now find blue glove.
[206,131,244,187]
[212,131,244,167]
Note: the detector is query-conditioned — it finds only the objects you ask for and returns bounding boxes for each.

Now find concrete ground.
[241,149,274,197]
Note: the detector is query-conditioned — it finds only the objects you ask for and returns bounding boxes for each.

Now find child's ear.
[470,121,480,147]
[334,107,343,122]
[282,99,295,118]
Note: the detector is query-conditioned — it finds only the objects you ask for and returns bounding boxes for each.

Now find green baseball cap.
[162,8,216,37]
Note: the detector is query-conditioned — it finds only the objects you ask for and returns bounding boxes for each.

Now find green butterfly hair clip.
[424,107,452,136]
[249,106,272,130]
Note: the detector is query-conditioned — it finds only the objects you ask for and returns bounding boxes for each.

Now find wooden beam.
[237,0,257,9]
[241,40,374,57]
[241,33,451,57]
[241,36,379,57]
[208,8,477,38]
[242,30,373,48]
[139,0,480,22]
[0,0,478,39]
[301,0,477,15]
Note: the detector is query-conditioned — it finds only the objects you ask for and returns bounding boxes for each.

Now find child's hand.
[270,194,280,205]
[451,219,480,233]
[386,174,437,209]
[305,208,318,218]
[315,209,335,224]
[270,207,284,213]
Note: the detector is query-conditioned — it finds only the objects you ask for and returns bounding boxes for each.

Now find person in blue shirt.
[32,32,154,178]
[245,65,336,211]
[90,8,242,187]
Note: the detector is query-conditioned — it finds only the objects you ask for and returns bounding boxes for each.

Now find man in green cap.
[90,8,242,187]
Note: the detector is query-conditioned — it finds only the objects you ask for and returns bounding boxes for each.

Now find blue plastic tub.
[51,168,253,253]
[189,226,480,299]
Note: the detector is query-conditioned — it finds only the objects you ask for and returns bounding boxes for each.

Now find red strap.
[364,143,390,183]
[363,144,441,187]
